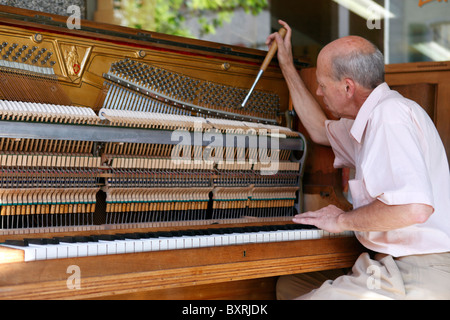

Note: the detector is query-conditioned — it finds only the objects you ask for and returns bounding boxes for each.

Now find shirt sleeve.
[325,119,356,169]
[361,118,435,208]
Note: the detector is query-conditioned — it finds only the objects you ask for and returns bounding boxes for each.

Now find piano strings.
[98,58,282,124]
[0,55,305,233]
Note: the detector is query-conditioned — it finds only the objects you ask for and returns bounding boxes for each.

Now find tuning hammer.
[241,27,287,109]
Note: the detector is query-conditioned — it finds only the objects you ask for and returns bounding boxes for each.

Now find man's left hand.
[293,205,346,233]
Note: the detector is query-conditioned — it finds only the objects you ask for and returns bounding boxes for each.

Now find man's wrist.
[337,210,351,232]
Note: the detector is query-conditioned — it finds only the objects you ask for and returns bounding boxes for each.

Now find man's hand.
[293,205,346,233]
[266,20,294,69]
[265,20,331,146]
[294,201,434,234]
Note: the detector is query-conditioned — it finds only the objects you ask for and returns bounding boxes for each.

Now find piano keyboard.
[0,224,353,262]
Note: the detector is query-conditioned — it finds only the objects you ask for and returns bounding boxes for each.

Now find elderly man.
[267,20,450,300]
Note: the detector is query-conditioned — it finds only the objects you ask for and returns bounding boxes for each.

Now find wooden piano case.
[0,5,368,300]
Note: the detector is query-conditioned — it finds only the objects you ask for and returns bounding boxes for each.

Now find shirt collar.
[350,82,391,143]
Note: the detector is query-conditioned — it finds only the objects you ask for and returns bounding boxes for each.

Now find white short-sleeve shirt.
[326,83,450,257]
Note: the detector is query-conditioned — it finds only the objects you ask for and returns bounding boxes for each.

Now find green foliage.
[118,0,268,37]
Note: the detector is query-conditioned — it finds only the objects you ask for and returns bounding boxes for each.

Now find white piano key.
[56,242,79,258]
[213,235,223,246]
[191,237,200,248]
[87,242,99,256]
[76,243,88,257]
[100,241,117,255]
[221,235,230,246]
[167,238,177,250]
[182,236,193,249]
[97,242,108,256]
[159,238,169,251]
[28,244,48,260]
[288,230,297,241]
[175,238,184,250]
[56,245,69,259]
[235,234,244,245]
[276,231,284,242]
[24,247,37,261]
[113,240,127,254]
[122,240,136,253]
[141,239,152,252]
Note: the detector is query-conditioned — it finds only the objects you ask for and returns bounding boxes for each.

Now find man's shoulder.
[370,89,425,124]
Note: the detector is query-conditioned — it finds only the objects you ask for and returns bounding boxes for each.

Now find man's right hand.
[266,20,294,71]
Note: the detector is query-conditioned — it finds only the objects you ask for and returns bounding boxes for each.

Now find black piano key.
[142,232,159,239]
[53,236,77,243]
[25,238,59,245]
[168,231,183,237]
[154,232,175,238]
[210,228,226,235]
[134,233,152,239]
[5,239,29,247]
[73,236,98,243]
[95,234,124,241]
[24,238,59,245]
[180,230,198,237]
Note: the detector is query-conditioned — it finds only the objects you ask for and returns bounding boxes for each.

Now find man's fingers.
[266,31,285,47]
[294,211,317,219]
[277,19,292,38]
[293,211,318,225]
[265,33,277,47]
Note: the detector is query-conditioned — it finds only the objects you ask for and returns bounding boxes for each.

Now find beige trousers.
[277,252,450,300]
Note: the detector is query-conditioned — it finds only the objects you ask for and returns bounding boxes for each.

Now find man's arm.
[267,20,330,146]
[293,200,434,233]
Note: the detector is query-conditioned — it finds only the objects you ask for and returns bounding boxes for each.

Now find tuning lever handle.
[260,27,287,72]
[241,28,287,109]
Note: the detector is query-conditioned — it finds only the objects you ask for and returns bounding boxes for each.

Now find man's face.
[316,64,349,119]
[315,54,357,120]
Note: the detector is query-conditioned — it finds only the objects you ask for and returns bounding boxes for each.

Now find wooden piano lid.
[0,4,309,69]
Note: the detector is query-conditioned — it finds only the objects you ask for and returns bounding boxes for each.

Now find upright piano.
[0,5,363,300]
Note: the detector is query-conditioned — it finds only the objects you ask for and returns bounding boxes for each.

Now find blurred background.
[1,0,449,66]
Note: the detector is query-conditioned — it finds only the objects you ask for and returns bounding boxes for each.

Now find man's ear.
[344,78,356,98]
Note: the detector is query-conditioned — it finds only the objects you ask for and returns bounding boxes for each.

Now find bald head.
[318,36,385,90]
